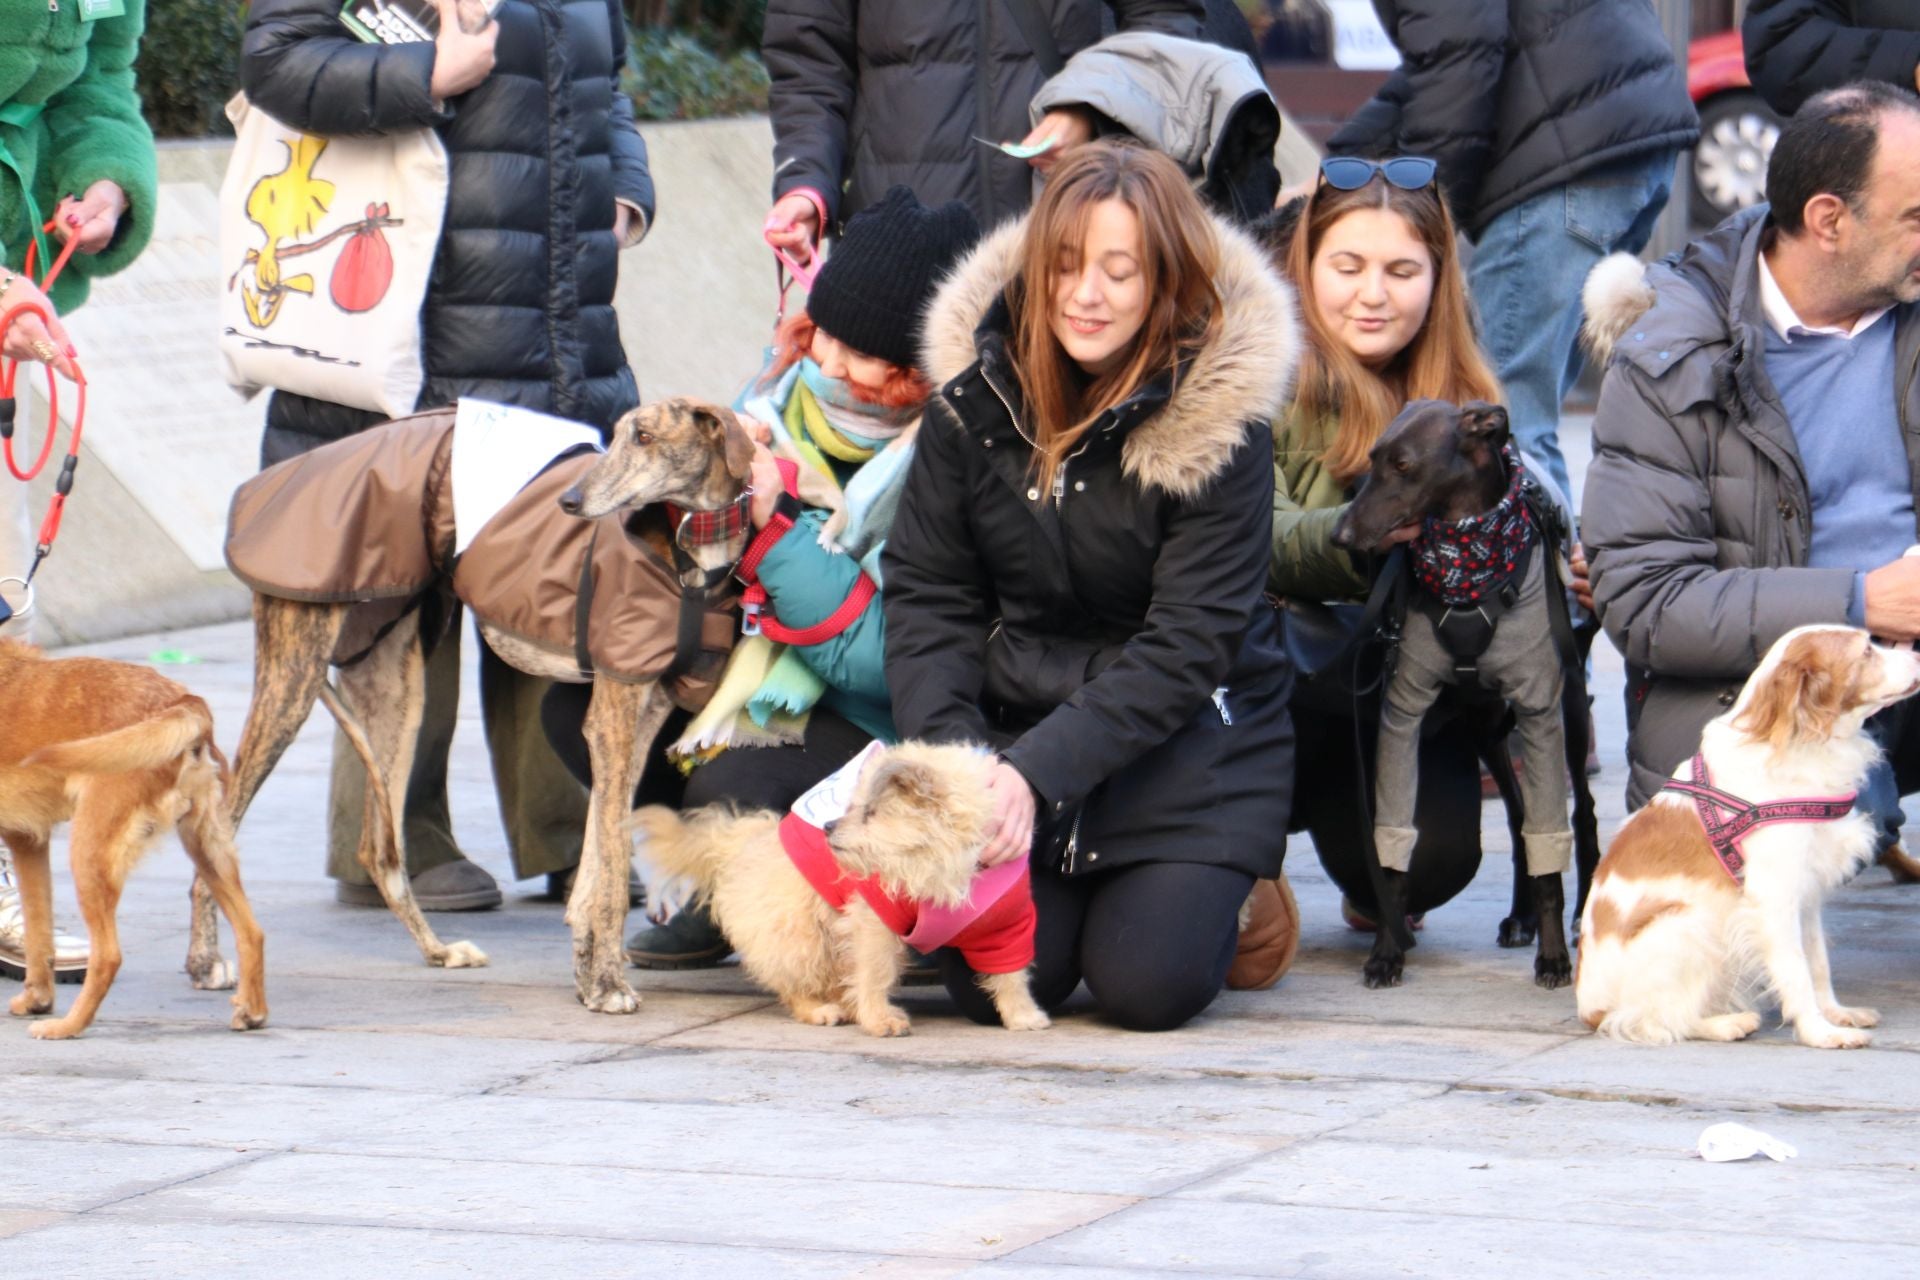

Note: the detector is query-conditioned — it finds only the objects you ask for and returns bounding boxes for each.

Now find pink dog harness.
[1660,753,1856,884]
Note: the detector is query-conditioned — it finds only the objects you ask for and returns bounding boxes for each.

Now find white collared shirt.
[1756,250,1892,341]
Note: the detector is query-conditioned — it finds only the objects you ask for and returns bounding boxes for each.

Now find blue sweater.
[1762,314,1916,622]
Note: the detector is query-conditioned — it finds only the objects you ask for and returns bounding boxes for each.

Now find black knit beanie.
[806,186,981,371]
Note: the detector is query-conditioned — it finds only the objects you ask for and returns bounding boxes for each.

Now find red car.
[1688,28,1781,222]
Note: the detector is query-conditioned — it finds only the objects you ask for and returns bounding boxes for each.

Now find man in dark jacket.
[1328,0,1698,507]
[241,0,654,909]
[760,0,1202,257]
[1582,83,1920,855]
[1745,0,1920,116]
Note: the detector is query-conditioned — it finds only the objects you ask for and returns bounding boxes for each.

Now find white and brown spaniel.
[1576,625,1920,1048]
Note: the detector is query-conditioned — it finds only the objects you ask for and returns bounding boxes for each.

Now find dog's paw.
[579,978,642,1016]
[434,941,489,969]
[1362,954,1404,989]
[189,957,236,991]
[797,1002,846,1027]
[8,990,52,1018]
[1534,951,1573,990]
[1823,1004,1880,1029]
[1496,915,1537,948]
[28,1017,83,1041]
[1000,1007,1051,1032]
[1798,1022,1872,1050]
[229,1002,268,1032]
[858,1007,912,1038]
[1701,1011,1763,1041]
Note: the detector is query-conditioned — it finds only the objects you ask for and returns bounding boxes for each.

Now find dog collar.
[664,490,753,587]
[1410,444,1534,607]
[1661,753,1857,884]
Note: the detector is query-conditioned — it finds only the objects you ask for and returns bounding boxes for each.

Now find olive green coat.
[1270,407,1369,602]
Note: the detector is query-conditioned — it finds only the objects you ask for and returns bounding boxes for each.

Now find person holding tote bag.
[240,0,656,910]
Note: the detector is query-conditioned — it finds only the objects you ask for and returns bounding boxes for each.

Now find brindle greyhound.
[1331,399,1603,990]
[195,399,753,1015]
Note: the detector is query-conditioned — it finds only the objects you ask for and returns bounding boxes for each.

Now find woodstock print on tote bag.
[217,93,448,417]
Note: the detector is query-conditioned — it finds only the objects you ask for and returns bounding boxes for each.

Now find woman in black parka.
[240,0,655,906]
[885,142,1300,1032]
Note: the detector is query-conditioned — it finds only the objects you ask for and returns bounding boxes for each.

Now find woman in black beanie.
[545,187,982,969]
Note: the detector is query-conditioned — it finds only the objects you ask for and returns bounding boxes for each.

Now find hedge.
[136,0,766,139]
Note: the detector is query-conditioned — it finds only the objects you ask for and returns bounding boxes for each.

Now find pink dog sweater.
[778,746,1036,974]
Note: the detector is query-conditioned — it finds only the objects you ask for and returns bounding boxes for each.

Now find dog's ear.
[1458,401,1510,449]
[696,405,756,481]
[866,756,942,814]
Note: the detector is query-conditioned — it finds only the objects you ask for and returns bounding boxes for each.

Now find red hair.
[762,312,934,412]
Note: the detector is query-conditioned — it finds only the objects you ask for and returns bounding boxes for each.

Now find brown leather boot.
[1227,873,1300,991]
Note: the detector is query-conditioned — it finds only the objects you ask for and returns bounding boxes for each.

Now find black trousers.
[1289,690,1486,917]
[538,684,875,812]
[941,855,1252,1033]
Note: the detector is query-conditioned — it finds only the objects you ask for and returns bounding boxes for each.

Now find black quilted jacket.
[241,0,652,463]
[1328,0,1698,237]
[763,0,1201,232]
[1744,0,1920,116]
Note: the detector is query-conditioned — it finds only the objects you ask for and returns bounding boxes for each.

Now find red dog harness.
[1660,753,1856,884]
[735,455,877,645]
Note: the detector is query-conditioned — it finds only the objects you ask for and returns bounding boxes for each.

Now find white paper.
[1697,1122,1798,1163]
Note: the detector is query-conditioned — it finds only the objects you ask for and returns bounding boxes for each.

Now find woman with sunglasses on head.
[884,142,1300,1032]
[1260,155,1506,935]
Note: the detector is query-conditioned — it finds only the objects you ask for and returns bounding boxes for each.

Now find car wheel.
[1692,91,1780,224]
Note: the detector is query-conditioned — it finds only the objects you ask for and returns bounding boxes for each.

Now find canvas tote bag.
[218,93,448,417]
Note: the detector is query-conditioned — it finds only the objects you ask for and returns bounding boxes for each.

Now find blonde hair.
[1010,142,1223,496]
[1284,177,1501,483]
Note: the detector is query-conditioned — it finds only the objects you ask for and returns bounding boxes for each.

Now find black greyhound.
[1330,399,1602,989]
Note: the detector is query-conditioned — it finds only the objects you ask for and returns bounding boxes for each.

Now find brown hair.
[1009,142,1223,496]
[1283,176,1501,484]
[761,311,935,412]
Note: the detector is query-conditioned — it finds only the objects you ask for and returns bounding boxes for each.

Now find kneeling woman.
[884,142,1299,1032]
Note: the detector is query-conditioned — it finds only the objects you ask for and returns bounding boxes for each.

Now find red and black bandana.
[1410,444,1534,607]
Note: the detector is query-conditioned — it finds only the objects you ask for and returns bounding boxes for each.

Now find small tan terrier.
[632,741,1049,1036]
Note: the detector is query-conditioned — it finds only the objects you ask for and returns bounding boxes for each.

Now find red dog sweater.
[780,745,1037,974]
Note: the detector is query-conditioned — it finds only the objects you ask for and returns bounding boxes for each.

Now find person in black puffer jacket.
[241,0,654,910]
[1745,1,1920,116]
[1327,0,1699,512]
[760,0,1202,261]
[886,143,1301,1032]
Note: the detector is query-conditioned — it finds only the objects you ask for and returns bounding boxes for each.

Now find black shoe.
[335,858,502,912]
[544,866,646,908]
[900,954,943,986]
[626,901,730,970]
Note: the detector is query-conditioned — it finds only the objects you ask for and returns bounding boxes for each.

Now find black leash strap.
[572,524,599,678]
[1347,549,1418,952]
[660,544,714,685]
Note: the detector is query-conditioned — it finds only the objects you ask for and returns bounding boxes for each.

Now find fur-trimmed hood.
[1580,252,1659,366]
[921,212,1300,501]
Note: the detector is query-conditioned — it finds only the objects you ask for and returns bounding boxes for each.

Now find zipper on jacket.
[981,360,1038,450]
[1058,808,1084,875]
[1211,687,1233,725]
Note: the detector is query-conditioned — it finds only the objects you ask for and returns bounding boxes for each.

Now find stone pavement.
[4,418,1919,1278]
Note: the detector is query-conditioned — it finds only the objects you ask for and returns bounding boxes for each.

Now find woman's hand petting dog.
[980,760,1038,866]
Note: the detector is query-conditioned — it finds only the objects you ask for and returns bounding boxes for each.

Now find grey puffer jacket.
[1580,206,1920,807]
[763,0,1201,231]
[1329,0,1697,237]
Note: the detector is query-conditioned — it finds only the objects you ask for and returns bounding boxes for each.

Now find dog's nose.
[557,487,584,516]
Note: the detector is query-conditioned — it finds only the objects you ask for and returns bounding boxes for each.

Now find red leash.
[736,456,878,645]
[0,219,88,604]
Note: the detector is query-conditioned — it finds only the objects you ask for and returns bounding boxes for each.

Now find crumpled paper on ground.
[1697,1122,1798,1163]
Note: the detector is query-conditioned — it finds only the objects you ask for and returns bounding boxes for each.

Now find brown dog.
[215,398,751,1015]
[0,640,265,1039]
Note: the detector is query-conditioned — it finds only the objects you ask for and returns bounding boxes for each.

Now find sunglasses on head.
[1318,156,1438,192]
